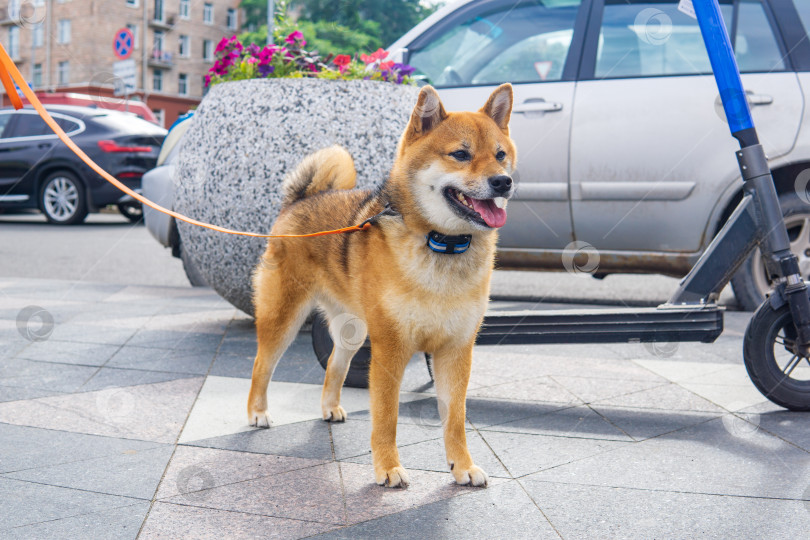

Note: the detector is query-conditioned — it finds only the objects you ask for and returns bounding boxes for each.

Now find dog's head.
[392,83,517,235]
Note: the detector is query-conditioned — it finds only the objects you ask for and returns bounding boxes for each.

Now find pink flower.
[259,45,276,65]
[379,60,394,72]
[246,57,258,64]
[333,54,351,74]
[285,30,305,46]
[361,48,388,64]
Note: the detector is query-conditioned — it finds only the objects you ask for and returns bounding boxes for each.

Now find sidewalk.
[1,277,808,539]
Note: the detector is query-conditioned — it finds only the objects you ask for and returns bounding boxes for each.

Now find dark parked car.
[0,105,166,224]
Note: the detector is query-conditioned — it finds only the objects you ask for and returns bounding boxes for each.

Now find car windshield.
[408,0,581,87]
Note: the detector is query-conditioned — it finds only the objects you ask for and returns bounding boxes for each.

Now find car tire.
[180,245,208,287]
[40,171,88,225]
[731,192,810,311]
[117,202,143,223]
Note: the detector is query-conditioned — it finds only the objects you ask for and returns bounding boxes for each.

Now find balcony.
[149,13,176,31]
[148,49,173,68]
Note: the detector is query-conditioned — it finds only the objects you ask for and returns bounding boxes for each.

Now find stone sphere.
[174,78,419,315]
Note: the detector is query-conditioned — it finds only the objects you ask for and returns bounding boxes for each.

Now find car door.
[0,110,57,205]
[570,0,803,254]
[404,0,590,251]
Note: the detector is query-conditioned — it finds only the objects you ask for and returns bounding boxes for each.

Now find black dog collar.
[426,231,471,254]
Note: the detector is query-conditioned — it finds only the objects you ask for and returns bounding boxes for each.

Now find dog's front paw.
[248,409,271,428]
[375,466,410,488]
[322,404,347,422]
[451,463,488,487]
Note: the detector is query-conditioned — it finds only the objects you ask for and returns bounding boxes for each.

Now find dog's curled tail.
[282,145,357,207]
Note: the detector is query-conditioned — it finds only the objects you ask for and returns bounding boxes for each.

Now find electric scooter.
[313,0,810,411]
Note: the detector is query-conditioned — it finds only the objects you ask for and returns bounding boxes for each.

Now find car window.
[9,112,51,137]
[594,0,784,79]
[408,0,582,87]
[0,113,12,138]
[55,116,81,134]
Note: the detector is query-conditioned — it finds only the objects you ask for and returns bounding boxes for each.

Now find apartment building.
[0,0,240,127]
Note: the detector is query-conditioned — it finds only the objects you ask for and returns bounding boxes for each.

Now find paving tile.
[46,324,138,346]
[589,405,719,441]
[593,383,725,412]
[481,405,632,441]
[0,423,163,473]
[464,397,569,428]
[0,477,140,530]
[0,357,98,393]
[80,367,196,392]
[677,380,769,411]
[179,376,426,443]
[467,375,582,404]
[0,385,64,403]
[347,396,471,428]
[310,480,557,539]
[741,403,810,452]
[633,359,730,383]
[338,461,490,524]
[106,346,216,375]
[163,461,345,524]
[0,377,204,443]
[331,418,447,460]
[342,429,510,479]
[523,480,810,539]
[5,444,174,499]
[528,418,810,499]
[139,502,335,539]
[126,329,224,351]
[477,430,628,478]
[185,420,334,460]
[14,340,121,366]
[550,375,668,403]
[3,501,149,540]
[155,446,327,500]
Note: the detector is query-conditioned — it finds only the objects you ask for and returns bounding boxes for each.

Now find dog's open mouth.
[444,188,508,228]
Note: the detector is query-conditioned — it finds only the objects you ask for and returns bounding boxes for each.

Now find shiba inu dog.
[248,83,516,488]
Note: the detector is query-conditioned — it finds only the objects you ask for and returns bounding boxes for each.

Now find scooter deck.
[478,306,724,345]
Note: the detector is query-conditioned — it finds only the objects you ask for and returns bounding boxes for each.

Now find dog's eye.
[496,150,506,161]
[449,150,471,162]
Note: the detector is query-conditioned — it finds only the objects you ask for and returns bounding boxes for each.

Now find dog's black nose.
[488,175,512,194]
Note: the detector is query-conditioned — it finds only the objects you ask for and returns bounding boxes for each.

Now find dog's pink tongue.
[470,197,507,228]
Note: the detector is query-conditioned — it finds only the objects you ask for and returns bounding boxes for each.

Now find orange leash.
[0,44,372,239]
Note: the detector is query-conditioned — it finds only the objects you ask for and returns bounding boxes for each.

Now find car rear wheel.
[117,202,143,223]
[40,171,87,225]
[731,193,810,311]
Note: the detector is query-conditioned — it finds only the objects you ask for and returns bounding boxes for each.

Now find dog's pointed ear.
[406,85,447,139]
[480,83,513,132]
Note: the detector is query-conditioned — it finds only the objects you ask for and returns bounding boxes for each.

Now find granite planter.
[174,78,419,315]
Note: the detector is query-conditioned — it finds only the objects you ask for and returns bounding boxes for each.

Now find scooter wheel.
[743,300,810,411]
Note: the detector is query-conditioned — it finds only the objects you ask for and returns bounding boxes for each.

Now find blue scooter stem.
[693,0,756,144]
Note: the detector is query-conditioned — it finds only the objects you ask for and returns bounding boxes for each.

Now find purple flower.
[247,43,261,57]
[258,64,275,77]
[393,63,415,76]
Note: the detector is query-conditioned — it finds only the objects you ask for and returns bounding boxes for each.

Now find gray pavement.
[0,214,808,538]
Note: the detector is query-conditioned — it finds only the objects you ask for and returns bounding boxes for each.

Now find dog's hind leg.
[320,310,367,422]
[247,261,312,428]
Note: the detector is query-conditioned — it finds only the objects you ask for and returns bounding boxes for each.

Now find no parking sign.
[113,28,134,60]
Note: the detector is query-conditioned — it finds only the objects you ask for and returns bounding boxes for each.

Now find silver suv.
[389,0,810,310]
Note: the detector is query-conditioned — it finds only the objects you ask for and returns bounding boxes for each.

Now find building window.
[126,23,139,49]
[227,8,237,30]
[203,39,213,61]
[8,26,19,58]
[32,63,42,87]
[153,0,164,22]
[126,0,138,7]
[153,69,162,91]
[153,30,164,53]
[203,3,213,25]
[153,109,165,127]
[33,24,43,48]
[58,61,69,85]
[178,35,189,57]
[178,73,188,95]
[57,19,71,44]
[179,0,189,19]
